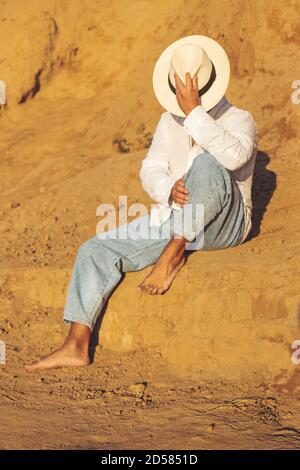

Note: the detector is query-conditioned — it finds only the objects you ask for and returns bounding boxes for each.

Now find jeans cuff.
[169,221,196,242]
[63,314,93,331]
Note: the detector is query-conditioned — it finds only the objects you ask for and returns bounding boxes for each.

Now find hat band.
[168,61,216,97]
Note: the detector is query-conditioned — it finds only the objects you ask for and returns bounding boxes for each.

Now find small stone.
[207,423,215,432]
[128,382,147,395]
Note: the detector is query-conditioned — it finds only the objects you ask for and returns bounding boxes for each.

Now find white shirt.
[140,97,259,242]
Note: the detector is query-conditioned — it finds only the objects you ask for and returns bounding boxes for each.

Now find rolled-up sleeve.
[183,105,258,171]
[139,113,176,206]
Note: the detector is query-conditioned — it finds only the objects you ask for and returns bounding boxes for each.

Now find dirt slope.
[1,0,300,449]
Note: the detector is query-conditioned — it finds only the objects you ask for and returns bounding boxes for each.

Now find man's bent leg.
[138,152,245,295]
[170,152,245,250]
[25,215,172,371]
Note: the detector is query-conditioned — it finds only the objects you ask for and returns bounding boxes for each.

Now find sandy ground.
[1,0,300,449]
[2,347,300,450]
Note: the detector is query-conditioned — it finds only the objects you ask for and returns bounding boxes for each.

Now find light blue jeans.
[63,152,245,330]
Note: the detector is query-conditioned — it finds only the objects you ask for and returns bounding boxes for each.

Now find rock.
[207,423,216,432]
[128,382,147,395]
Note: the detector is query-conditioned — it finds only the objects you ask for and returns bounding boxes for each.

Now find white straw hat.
[152,35,230,117]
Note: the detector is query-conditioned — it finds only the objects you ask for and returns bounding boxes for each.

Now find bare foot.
[137,256,186,295]
[24,339,90,372]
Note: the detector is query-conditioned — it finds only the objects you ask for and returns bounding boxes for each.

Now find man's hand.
[169,176,189,207]
[174,71,201,116]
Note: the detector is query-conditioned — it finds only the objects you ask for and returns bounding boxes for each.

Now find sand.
[1,0,300,449]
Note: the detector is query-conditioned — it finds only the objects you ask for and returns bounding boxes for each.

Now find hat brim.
[152,35,230,117]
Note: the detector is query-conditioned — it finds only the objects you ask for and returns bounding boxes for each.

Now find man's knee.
[186,152,227,188]
[190,152,220,173]
[78,236,103,258]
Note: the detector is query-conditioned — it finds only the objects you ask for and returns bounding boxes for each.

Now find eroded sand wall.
[0,0,300,382]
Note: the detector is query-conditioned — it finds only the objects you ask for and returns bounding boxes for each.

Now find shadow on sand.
[246,150,277,241]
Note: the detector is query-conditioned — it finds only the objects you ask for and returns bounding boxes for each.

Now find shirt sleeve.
[182,104,258,171]
[139,113,177,206]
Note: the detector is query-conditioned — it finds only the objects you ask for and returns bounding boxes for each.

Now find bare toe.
[138,280,148,291]
[147,285,155,294]
[150,285,159,295]
[143,283,154,294]
[138,282,147,293]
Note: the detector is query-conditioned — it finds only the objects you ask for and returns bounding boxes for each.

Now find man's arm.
[139,114,177,206]
[183,104,258,171]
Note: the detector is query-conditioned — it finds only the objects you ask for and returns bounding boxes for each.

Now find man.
[25,35,258,371]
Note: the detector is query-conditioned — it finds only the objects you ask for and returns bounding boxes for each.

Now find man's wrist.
[166,178,176,207]
[182,103,208,131]
[185,103,202,117]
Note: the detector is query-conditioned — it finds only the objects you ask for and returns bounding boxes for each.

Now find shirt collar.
[208,95,232,119]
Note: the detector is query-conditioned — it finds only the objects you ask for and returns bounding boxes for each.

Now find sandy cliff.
[1,0,300,449]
